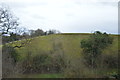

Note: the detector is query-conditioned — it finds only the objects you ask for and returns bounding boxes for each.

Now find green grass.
[6,33,119,78]
[20,73,64,78]
[7,33,119,62]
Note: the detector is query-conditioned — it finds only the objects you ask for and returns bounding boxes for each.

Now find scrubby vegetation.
[2,32,119,78]
[81,31,113,68]
[1,4,119,78]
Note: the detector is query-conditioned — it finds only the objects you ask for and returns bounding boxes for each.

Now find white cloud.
[0,0,118,34]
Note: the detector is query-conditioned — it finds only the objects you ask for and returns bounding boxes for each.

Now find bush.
[22,51,65,74]
[63,58,100,78]
[102,53,118,69]
[2,45,19,77]
[32,53,51,73]
[80,31,113,68]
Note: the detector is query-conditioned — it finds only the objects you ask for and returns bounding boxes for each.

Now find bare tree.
[15,27,27,35]
[0,5,19,36]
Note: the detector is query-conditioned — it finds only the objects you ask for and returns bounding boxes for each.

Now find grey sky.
[0,0,118,34]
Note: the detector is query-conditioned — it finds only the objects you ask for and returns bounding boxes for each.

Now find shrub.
[2,45,19,77]
[32,53,51,73]
[21,41,66,74]
[80,31,113,68]
[63,58,100,78]
[102,53,118,69]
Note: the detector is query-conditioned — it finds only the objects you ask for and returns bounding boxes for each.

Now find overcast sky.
[0,0,118,34]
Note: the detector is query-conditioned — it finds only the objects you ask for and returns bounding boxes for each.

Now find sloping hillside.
[8,34,89,60]
[4,33,119,78]
[9,33,119,60]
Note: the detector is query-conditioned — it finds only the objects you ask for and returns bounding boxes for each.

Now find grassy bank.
[4,33,119,78]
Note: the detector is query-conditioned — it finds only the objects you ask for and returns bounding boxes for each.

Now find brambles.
[2,45,20,77]
[2,33,118,78]
[20,42,65,74]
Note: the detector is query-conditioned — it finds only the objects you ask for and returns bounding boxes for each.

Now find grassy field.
[8,34,89,60]
[9,33,119,60]
[5,33,119,78]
